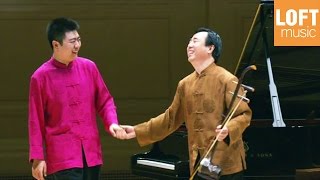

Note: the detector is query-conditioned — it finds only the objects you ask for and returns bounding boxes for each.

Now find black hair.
[46,17,80,49]
[195,27,222,63]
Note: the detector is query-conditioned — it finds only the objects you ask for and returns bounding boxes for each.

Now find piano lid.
[235,0,320,120]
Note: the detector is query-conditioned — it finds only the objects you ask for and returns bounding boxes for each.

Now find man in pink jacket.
[28,17,126,180]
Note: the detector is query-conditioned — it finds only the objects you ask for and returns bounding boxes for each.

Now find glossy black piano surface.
[131,0,320,179]
[243,120,320,179]
[131,127,189,179]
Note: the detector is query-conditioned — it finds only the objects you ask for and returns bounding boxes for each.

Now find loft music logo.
[274,0,320,46]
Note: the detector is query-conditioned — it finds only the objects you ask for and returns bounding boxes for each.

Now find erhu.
[189,65,256,180]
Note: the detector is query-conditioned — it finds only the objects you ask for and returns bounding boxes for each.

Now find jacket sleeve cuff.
[134,122,153,147]
[29,145,44,162]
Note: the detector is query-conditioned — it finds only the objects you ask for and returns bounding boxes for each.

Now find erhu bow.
[189,65,256,180]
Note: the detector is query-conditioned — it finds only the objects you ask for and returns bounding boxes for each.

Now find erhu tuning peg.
[228,91,250,103]
[232,81,255,92]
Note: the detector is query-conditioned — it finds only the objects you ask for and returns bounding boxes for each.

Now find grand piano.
[131,0,320,179]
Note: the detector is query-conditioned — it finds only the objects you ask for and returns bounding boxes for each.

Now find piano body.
[131,0,320,179]
[131,126,189,179]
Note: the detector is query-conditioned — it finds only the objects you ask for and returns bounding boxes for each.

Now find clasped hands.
[110,124,228,141]
[109,124,136,140]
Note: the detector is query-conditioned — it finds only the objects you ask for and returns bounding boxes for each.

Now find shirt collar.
[196,62,216,77]
[50,57,75,69]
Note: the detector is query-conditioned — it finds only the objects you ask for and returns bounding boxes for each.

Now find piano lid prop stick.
[266,57,286,127]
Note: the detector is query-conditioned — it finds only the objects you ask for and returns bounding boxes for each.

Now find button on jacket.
[134,63,252,175]
[28,57,118,174]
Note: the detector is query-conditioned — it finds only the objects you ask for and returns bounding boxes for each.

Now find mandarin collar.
[196,62,216,77]
[51,57,75,69]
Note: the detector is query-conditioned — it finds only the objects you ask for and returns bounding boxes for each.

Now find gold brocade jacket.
[134,63,252,176]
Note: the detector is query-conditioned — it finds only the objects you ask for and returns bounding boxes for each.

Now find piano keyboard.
[137,159,175,170]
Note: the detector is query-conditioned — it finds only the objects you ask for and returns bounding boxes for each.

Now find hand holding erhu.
[189,65,256,180]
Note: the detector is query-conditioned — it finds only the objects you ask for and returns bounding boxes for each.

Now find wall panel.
[208,0,259,72]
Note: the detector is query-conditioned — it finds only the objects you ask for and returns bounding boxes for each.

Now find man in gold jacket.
[123,27,252,180]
